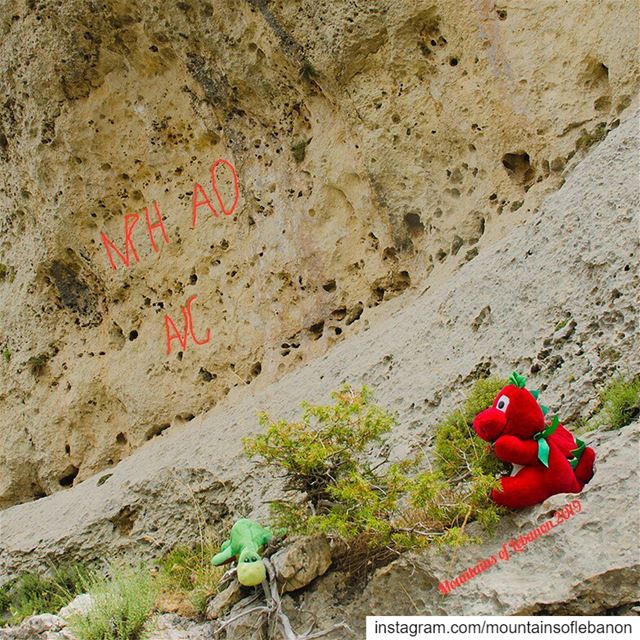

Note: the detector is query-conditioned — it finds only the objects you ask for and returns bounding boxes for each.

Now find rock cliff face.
[0,0,639,633]
[1,94,639,632]
[0,0,638,508]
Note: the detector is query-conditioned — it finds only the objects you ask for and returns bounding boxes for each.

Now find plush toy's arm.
[494,435,539,465]
[211,539,234,566]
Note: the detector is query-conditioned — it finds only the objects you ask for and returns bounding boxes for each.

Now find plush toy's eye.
[496,395,510,413]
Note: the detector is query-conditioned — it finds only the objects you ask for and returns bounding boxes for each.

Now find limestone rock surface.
[205,580,244,621]
[1,103,637,589]
[0,0,638,508]
[271,535,332,593]
[0,615,70,640]
[57,594,94,621]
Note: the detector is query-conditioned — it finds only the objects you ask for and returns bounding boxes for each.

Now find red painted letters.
[101,213,141,270]
[101,201,169,270]
[192,159,240,227]
[191,182,219,228]
[164,295,211,355]
[211,158,240,217]
[98,159,239,355]
[144,201,170,253]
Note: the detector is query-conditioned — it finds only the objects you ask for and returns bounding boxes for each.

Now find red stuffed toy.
[473,372,596,509]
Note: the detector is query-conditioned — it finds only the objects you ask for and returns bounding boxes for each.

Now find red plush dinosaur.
[473,372,596,509]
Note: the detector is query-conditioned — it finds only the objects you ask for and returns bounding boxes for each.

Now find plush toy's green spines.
[509,371,549,415]
[509,371,527,388]
[211,518,284,587]
[506,371,576,466]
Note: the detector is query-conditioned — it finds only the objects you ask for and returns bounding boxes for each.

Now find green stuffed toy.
[211,518,281,586]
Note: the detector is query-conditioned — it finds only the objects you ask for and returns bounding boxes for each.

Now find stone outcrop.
[271,536,332,594]
[0,96,638,632]
[0,615,70,640]
[1,0,638,508]
[279,421,639,639]
[0,1,639,634]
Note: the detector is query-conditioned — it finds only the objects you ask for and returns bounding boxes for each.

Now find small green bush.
[69,567,158,640]
[432,376,508,482]
[245,385,396,509]
[0,564,91,627]
[599,374,640,430]
[574,374,640,434]
[245,380,508,563]
[157,535,224,616]
[26,353,49,376]
[2,347,10,363]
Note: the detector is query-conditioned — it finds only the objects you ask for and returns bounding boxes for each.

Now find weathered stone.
[271,536,332,593]
[0,0,638,510]
[205,580,244,620]
[57,593,94,619]
[0,615,67,640]
[147,614,215,640]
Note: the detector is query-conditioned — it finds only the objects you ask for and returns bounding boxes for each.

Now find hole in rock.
[309,321,324,340]
[322,280,336,292]
[145,423,171,440]
[404,212,424,233]
[251,361,262,377]
[199,367,216,382]
[502,152,534,185]
[59,466,79,487]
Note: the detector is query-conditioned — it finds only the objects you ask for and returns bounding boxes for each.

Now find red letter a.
[191,182,218,228]
[164,314,189,355]
[164,296,211,355]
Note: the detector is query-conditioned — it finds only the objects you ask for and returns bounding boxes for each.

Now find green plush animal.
[211,518,280,586]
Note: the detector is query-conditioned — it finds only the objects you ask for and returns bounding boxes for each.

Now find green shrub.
[26,353,49,376]
[599,375,640,430]
[68,566,158,640]
[244,380,508,563]
[245,385,396,509]
[157,534,224,616]
[2,347,10,363]
[0,564,91,627]
[432,376,508,482]
[574,374,640,434]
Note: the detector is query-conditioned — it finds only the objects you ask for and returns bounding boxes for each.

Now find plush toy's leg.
[256,523,285,546]
[493,450,587,509]
[574,446,596,487]
[492,467,552,509]
[260,529,274,546]
[211,540,234,566]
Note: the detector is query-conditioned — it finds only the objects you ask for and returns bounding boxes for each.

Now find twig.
[215,559,353,639]
[228,368,248,385]
[218,566,237,588]
[217,604,270,630]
